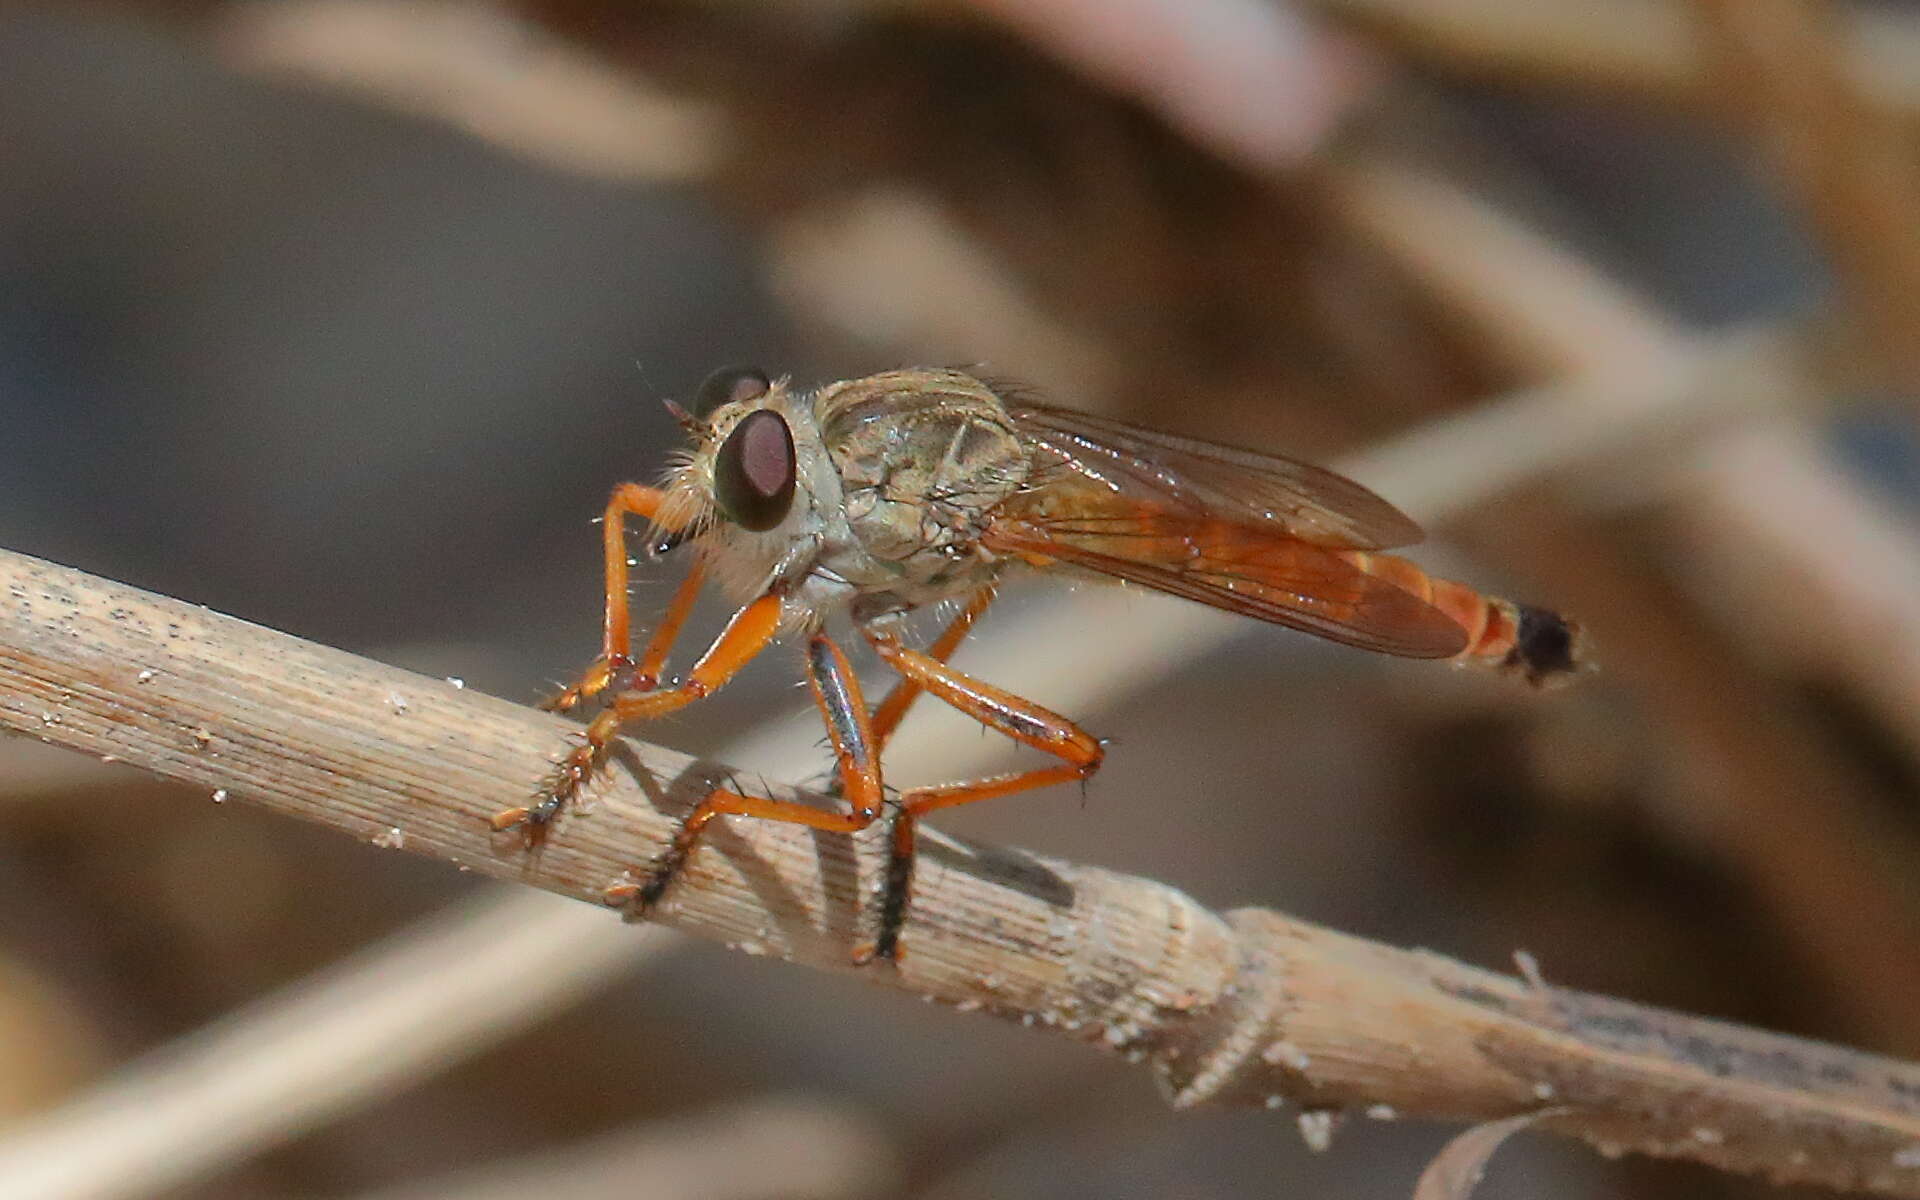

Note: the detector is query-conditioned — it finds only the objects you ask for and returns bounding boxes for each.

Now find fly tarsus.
[865,806,917,964]
[601,845,684,919]
[490,735,601,846]
[496,591,785,849]
[540,653,639,714]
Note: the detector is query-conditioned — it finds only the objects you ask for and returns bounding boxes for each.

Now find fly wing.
[984,482,1468,658]
[1008,401,1424,551]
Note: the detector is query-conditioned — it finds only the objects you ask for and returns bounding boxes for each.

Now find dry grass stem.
[1325,158,1681,376]
[1413,1109,1562,1200]
[346,1097,901,1200]
[1692,0,1920,394]
[767,188,1118,403]
[0,887,679,1200]
[1329,150,1920,1047]
[960,0,1372,168]
[1675,418,1920,761]
[0,355,1762,1199]
[1316,0,1920,120]
[217,0,725,181]
[1,551,1919,1193]
[9,6,1917,1199]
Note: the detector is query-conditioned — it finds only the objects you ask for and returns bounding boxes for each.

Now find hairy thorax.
[811,369,1030,618]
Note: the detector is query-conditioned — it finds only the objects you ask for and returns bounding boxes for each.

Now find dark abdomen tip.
[1507,604,1585,686]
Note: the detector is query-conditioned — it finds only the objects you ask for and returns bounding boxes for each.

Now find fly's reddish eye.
[692,365,771,418]
[714,409,796,531]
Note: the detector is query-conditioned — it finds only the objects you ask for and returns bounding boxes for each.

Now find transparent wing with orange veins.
[1007,402,1425,550]
[988,405,1467,657]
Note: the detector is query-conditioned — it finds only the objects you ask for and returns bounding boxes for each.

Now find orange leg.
[861,625,1104,961]
[605,632,888,913]
[544,483,692,714]
[630,556,707,692]
[867,586,996,752]
[493,591,785,838]
[821,585,996,801]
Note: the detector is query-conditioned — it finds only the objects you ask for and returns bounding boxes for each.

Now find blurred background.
[2,0,1919,1197]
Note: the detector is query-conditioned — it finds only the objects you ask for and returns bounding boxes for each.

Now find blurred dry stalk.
[0,275,1818,1200]
[1,549,1919,1196]
[10,0,1920,1196]
[345,1097,902,1200]
[554,0,1920,1054]
[1691,0,1920,394]
[217,0,727,180]
[1322,157,1920,1049]
[1316,0,1920,120]
[0,956,102,1123]
[0,886,680,1199]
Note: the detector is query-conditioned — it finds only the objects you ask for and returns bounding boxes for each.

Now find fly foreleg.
[493,591,783,842]
[544,482,697,714]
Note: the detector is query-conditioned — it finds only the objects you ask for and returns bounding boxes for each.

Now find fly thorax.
[819,371,1029,577]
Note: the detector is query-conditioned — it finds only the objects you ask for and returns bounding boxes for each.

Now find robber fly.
[492,366,1583,960]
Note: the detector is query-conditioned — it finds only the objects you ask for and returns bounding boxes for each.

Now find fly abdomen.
[1338,550,1587,687]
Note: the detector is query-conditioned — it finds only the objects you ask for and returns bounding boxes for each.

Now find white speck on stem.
[136,668,157,683]
[1296,1108,1340,1153]
[1262,1040,1312,1072]
[371,827,406,849]
[210,789,228,804]
[1513,948,1548,991]
[387,691,409,714]
[445,676,466,690]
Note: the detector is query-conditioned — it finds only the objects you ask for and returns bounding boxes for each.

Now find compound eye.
[714,409,796,532]
[692,365,771,419]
